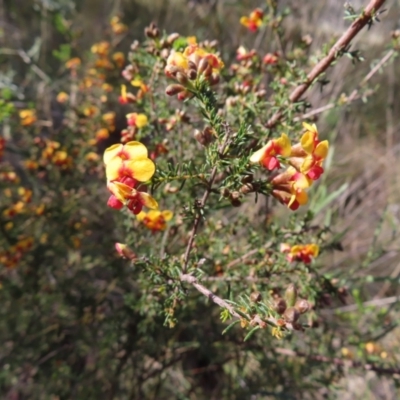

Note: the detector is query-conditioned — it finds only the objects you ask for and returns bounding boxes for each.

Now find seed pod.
[285,284,297,307]
[250,292,262,303]
[220,188,230,198]
[240,183,254,194]
[294,299,310,314]
[230,191,241,200]
[165,84,185,96]
[197,58,210,75]
[167,32,180,44]
[273,298,287,315]
[175,72,189,85]
[230,198,241,207]
[283,307,300,323]
[241,175,254,184]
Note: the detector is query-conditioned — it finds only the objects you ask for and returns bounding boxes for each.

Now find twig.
[275,347,400,376]
[0,48,51,83]
[180,274,242,318]
[328,295,400,313]
[266,0,387,129]
[182,124,233,273]
[299,49,394,120]
[180,273,292,329]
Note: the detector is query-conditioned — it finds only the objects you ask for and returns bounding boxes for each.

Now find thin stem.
[266,0,387,129]
[275,347,400,376]
[299,49,394,120]
[180,273,293,330]
[181,124,232,273]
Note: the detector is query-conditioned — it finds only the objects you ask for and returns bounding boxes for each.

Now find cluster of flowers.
[250,123,329,210]
[165,44,224,100]
[0,236,34,269]
[103,141,174,235]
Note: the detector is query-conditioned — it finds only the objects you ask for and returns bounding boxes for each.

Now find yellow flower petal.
[123,141,149,159]
[136,211,147,221]
[300,132,315,154]
[162,210,173,221]
[105,158,123,181]
[104,144,123,164]
[108,181,132,202]
[134,114,148,129]
[140,192,158,210]
[276,133,291,156]
[125,158,155,182]
[315,140,329,159]
[249,145,267,164]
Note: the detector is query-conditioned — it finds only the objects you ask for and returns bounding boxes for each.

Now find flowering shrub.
[1,0,399,398]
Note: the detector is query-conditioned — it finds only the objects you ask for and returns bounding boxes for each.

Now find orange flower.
[96,128,110,141]
[112,52,125,68]
[19,109,37,126]
[250,133,291,170]
[240,8,264,32]
[91,41,110,56]
[56,92,69,103]
[65,57,81,69]
[110,16,128,35]
[137,210,173,232]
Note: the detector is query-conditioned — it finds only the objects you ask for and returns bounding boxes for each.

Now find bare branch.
[266,0,387,129]
[275,347,400,376]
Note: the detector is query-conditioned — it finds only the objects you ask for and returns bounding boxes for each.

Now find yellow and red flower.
[126,113,148,129]
[240,8,264,32]
[281,243,320,263]
[250,133,291,170]
[136,209,173,232]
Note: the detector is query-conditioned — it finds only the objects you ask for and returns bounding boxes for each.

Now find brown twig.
[182,124,233,273]
[180,274,293,330]
[299,48,394,120]
[275,347,400,376]
[266,0,387,129]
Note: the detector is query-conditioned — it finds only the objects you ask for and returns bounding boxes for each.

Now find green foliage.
[1,0,400,399]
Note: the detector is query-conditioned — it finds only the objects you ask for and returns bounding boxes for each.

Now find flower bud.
[240,183,254,194]
[230,198,241,207]
[273,298,287,315]
[220,188,230,198]
[167,32,180,44]
[165,84,185,96]
[187,68,197,80]
[197,58,210,75]
[285,284,297,307]
[230,191,241,200]
[294,299,310,314]
[250,292,262,303]
[115,243,137,260]
[175,72,189,85]
[283,307,300,323]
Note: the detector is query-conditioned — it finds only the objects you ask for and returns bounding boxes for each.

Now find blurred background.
[1,0,400,399]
